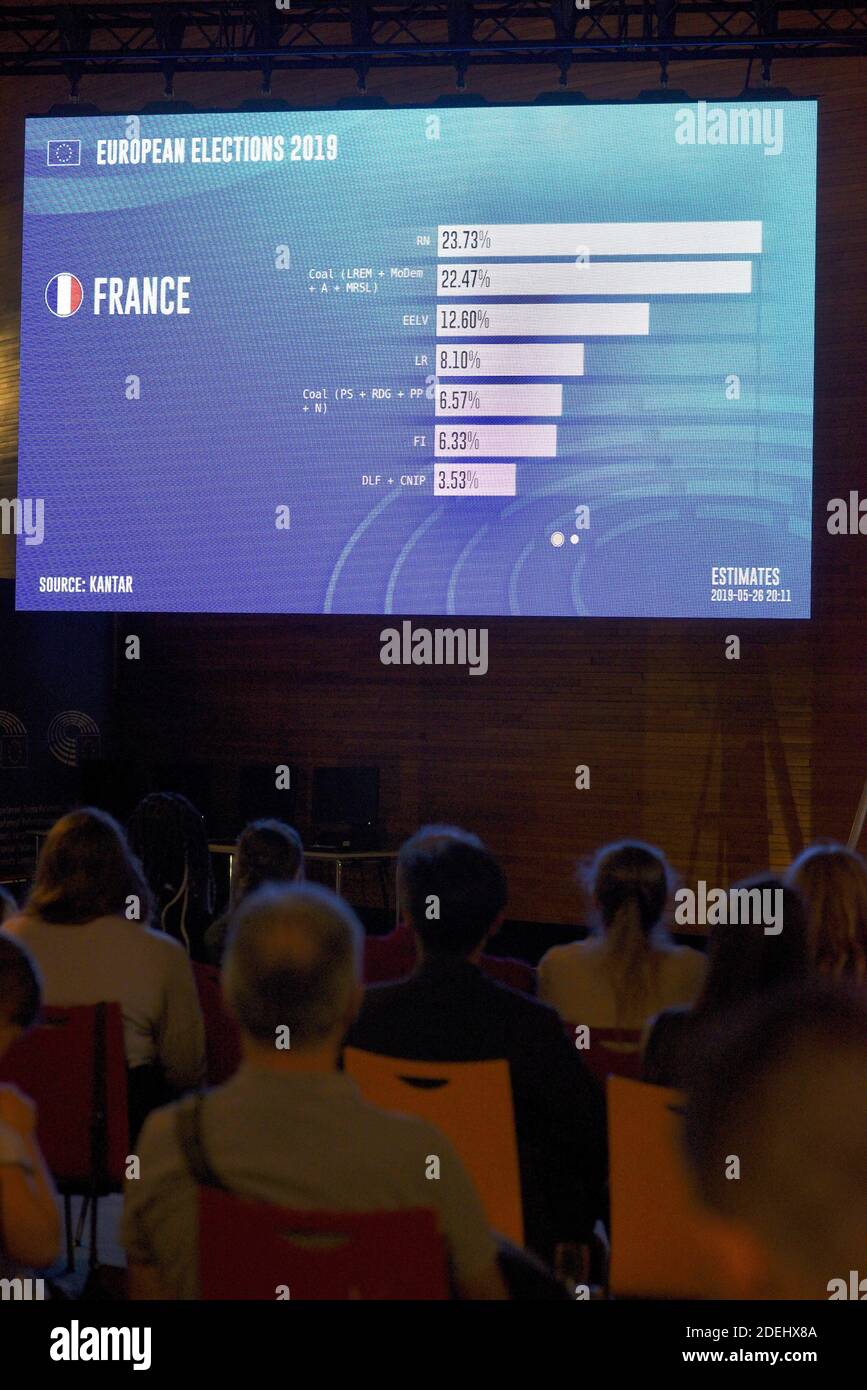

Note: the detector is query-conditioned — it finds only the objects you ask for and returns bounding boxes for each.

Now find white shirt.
[538,935,706,1030]
[3,914,205,1090]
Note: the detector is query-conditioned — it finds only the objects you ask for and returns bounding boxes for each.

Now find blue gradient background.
[16,104,816,616]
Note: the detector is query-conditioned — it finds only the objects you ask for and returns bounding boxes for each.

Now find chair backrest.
[343,1048,524,1245]
[192,962,241,1086]
[0,1002,128,1189]
[198,1186,450,1299]
[562,1021,643,1082]
[607,1075,719,1297]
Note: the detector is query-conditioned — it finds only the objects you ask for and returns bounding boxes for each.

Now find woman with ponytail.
[538,841,705,1029]
[204,819,304,965]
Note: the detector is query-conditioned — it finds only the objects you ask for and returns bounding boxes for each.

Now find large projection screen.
[15,102,817,617]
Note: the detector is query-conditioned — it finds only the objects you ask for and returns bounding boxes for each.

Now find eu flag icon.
[46,140,81,167]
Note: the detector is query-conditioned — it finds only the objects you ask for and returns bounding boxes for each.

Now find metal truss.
[1,2,866,82]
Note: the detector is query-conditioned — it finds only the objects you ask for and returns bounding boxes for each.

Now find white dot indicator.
[550,531,565,547]
[570,534,580,544]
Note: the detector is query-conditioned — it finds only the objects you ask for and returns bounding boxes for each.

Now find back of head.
[128,791,215,929]
[27,807,150,925]
[223,882,361,1049]
[683,980,867,1297]
[397,825,507,957]
[0,934,41,1032]
[585,840,671,1024]
[694,876,809,1022]
[231,820,304,908]
[786,843,867,984]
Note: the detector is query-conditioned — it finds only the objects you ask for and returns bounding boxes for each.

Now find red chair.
[193,962,241,1085]
[198,1187,450,1299]
[562,1021,643,1082]
[0,1002,128,1270]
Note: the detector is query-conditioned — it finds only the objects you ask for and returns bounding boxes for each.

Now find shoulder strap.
[174,1093,227,1190]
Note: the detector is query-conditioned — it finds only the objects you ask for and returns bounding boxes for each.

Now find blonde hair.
[785,844,867,984]
[584,840,672,1026]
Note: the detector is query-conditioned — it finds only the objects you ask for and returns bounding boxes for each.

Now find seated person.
[123,882,506,1300]
[127,792,216,961]
[0,936,61,1277]
[643,877,808,1088]
[4,808,205,1132]
[204,819,304,966]
[364,916,536,995]
[346,826,606,1264]
[786,842,867,983]
[682,980,867,1299]
[538,840,705,1031]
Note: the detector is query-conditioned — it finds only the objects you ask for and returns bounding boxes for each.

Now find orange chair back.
[343,1048,523,1245]
[607,1075,719,1297]
[198,1187,449,1300]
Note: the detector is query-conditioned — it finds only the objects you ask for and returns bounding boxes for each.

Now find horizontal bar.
[434,464,517,496]
[438,261,752,295]
[436,343,585,376]
[438,222,763,257]
[437,303,649,336]
[435,424,557,457]
[435,384,562,416]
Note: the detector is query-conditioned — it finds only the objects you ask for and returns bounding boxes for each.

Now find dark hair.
[584,840,672,1024]
[682,981,867,1283]
[231,820,303,909]
[26,807,151,925]
[0,935,42,1029]
[398,825,507,956]
[128,792,215,948]
[693,876,808,1023]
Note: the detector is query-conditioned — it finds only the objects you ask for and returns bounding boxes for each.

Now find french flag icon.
[45,272,84,317]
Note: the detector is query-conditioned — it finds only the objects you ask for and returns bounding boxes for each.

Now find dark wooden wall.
[1,32,865,923]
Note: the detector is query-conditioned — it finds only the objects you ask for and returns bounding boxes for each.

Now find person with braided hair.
[203,819,304,966]
[128,792,216,962]
[538,840,705,1030]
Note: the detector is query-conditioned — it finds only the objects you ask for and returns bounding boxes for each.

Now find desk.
[208,843,398,909]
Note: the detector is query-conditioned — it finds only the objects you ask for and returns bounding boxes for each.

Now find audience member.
[643,877,809,1088]
[346,826,606,1263]
[123,882,506,1300]
[204,819,303,965]
[0,884,18,925]
[538,840,705,1030]
[128,792,216,960]
[786,842,867,983]
[3,808,205,1132]
[682,980,867,1299]
[0,935,61,1277]
[364,914,536,994]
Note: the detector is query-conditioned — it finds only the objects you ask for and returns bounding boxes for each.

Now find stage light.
[533,91,589,104]
[139,101,197,115]
[636,88,691,103]
[47,102,102,117]
[237,99,293,112]
[738,86,796,101]
[334,94,390,109]
[434,94,488,106]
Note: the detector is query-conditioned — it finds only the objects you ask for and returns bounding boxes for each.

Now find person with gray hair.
[123,882,506,1300]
